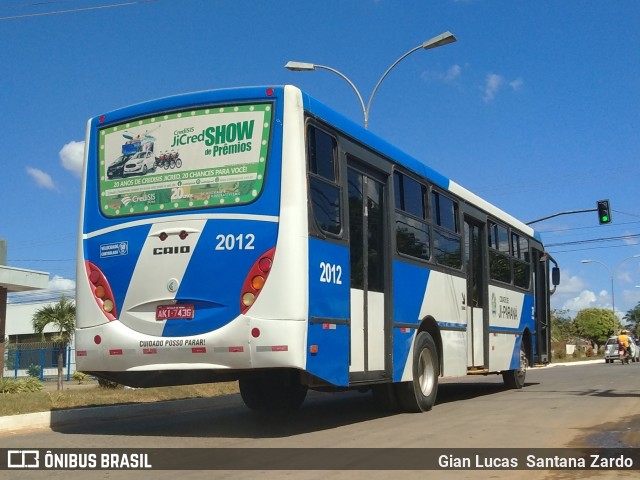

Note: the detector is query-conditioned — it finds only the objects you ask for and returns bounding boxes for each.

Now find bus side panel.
[487,288,535,371]
[419,271,467,378]
[306,238,350,386]
[391,260,429,382]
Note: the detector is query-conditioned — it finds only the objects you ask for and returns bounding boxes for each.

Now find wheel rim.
[516,348,527,383]
[418,349,435,396]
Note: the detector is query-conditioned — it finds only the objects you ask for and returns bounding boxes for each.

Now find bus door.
[347,164,388,380]
[532,248,551,364]
[464,218,487,367]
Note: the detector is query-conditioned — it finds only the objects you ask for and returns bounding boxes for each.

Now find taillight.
[85,261,117,320]
[240,247,275,314]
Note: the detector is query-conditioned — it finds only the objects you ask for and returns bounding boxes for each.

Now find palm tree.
[32,296,76,390]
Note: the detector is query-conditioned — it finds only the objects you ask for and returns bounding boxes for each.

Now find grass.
[0,380,239,417]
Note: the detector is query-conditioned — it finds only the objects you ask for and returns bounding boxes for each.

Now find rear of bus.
[75,86,309,390]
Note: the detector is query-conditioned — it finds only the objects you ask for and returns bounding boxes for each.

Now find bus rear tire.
[394,331,439,413]
[503,342,527,389]
[239,371,308,412]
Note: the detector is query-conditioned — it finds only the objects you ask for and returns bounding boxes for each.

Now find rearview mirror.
[551,266,560,286]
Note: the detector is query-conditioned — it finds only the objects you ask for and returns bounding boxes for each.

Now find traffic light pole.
[526,208,596,225]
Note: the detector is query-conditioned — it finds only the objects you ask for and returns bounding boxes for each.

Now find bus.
[76,85,559,412]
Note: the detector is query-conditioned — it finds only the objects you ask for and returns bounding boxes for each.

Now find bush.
[72,371,88,384]
[27,364,40,378]
[553,349,566,360]
[0,377,43,394]
[97,377,122,389]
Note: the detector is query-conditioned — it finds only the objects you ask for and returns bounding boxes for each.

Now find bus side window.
[488,220,511,284]
[307,126,341,235]
[512,232,531,289]
[431,190,462,269]
[394,172,430,261]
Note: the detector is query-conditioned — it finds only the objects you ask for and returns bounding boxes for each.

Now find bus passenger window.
[394,172,429,261]
[512,232,531,289]
[431,190,461,269]
[307,126,341,235]
[308,126,336,181]
[488,221,512,284]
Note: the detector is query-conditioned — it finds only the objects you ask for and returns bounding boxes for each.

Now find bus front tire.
[239,371,308,412]
[394,331,439,413]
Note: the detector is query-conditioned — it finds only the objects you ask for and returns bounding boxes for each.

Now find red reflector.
[99,115,105,123]
[143,348,157,355]
[94,335,102,345]
[229,346,244,353]
[259,258,272,273]
[266,88,274,96]
[179,230,188,240]
[109,349,123,356]
[191,347,206,354]
[159,232,168,241]
[77,351,87,357]
[251,328,260,338]
[271,345,288,352]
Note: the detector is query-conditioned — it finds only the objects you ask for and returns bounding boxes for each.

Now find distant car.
[123,151,156,176]
[604,336,639,363]
[106,155,131,179]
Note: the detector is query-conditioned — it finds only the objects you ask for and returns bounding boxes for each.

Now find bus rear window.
[98,103,272,217]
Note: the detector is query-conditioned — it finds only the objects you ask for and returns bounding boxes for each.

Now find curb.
[0,397,208,434]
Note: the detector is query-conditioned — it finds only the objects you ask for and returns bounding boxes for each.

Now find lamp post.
[285,31,457,129]
[581,253,640,317]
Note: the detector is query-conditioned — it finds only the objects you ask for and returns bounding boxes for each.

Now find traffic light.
[597,200,611,224]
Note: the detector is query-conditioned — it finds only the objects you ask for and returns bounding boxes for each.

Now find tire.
[239,371,308,412]
[169,160,176,169]
[394,331,439,413]
[176,159,182,168]
[142,165,147,175]
[503,340,527,389]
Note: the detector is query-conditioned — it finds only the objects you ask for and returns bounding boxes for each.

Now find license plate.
[156,304,194,320]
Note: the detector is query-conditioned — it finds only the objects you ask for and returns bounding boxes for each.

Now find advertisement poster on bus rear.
[98,103,272,217]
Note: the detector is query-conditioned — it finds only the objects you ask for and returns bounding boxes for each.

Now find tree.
[573,308,620,348]
[551,309,574,341]
[623,302,640,336]
[32,296,76,390]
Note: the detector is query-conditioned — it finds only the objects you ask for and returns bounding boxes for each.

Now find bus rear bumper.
[75,316,307,387]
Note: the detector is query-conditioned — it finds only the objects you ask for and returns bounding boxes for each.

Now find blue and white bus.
[76,85,559,412]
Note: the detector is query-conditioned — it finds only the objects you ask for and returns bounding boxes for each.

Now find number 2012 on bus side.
[319,262,342,285]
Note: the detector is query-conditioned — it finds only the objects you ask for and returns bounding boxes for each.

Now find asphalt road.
[1,360,639,480]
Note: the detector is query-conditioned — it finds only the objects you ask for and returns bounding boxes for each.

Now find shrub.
[72,371,88,384]
[0,377,43,394]
[98,377,122,389]
[27,364,40,378]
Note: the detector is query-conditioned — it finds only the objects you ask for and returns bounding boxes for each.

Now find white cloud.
[26,167,56,190]
[482,73,504,103]
[59,140,85,177]
[562,290,597,312]
[482,73,524,102]
[422,64,462,83]
[509,77,524,91]
[48,275,76,291]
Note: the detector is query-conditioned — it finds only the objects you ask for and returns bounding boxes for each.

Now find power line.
[0,0,157,20]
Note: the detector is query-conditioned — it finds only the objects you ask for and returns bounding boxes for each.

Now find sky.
[1,0,639,319]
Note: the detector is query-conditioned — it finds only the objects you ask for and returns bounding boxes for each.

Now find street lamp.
[284,31,457,129]
[581,253,640,316]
